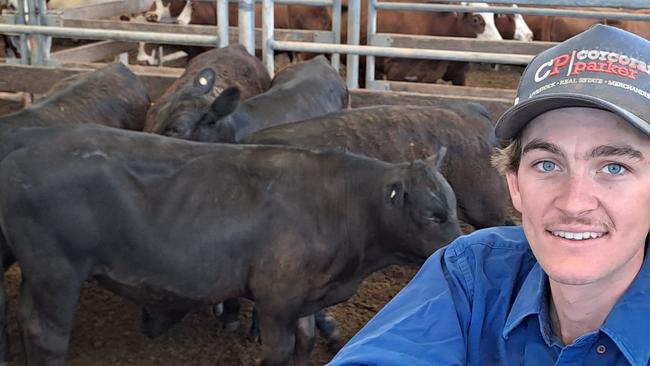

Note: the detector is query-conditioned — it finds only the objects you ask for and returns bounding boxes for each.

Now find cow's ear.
[208,86,241,120]
[425,146,447,171]
[385,181,405,207]
[193,68,216,95]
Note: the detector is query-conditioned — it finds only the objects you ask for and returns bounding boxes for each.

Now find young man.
[327,24,650,366]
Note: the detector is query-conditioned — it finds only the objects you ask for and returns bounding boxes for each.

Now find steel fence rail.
[427,0,649,9]
[271,40,534,64]
[375,3,650,21]
[0,24,221,46]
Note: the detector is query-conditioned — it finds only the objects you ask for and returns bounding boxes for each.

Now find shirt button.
[596,345,607,354]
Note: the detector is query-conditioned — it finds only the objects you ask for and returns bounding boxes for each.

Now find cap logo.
[534,49,649,84]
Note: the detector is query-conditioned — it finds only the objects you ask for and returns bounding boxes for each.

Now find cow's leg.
[442,61,469,86]
[314,309,340,345]
[140,306,189,338]
[257,310,296,366]
[293,315,315,366]
[17,271,82,366]
[220,298,241,331]
[248,307,261,343]
[0,235,12,366]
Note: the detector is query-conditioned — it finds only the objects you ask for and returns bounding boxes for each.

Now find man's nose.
[553,173,598,217]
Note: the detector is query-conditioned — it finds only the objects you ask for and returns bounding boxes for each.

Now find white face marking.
[512,8,533,42]
[468,3,503,41]
[176,0,192,25]
[149,0,171,20]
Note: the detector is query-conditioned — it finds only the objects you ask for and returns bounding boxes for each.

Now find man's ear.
[505,170,522,214]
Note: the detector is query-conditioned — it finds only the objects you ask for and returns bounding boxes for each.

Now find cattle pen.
[1,1,650,365]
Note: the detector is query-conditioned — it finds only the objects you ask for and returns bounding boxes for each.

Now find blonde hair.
[491,137,522,175]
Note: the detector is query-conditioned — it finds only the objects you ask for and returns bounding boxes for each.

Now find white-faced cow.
[160,55,348,142]
[0,121,461,366]
[493,4,534,41]
[144,44,272,133]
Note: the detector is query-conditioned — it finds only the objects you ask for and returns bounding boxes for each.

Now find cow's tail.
[0,228,12,365]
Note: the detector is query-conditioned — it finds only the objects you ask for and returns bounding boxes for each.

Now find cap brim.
[495,93,650,140]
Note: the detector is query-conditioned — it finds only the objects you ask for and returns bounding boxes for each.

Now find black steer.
[0,62,150,131]
[145,44,272,133]
[244,105,511,229]
[162,55,348,142]
[0,123,461,366]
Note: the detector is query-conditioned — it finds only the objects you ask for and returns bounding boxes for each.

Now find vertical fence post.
[346,0,360,89]
[262,0,275,77]
[218,0,229,47]
[365,0,376,88]
[238,0,255,55]
[35,0,50,64]
[331,0,341,71]
[15,0,29,64]
[26,0,39,64]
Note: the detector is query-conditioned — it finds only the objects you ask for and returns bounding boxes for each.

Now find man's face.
[506,107,650,286]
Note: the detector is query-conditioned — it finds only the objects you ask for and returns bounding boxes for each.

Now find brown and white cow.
[523,7,625,42]
[492,4,534,41]
[133,0,331,65]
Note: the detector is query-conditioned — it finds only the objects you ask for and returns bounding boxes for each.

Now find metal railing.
[1,0,650,90]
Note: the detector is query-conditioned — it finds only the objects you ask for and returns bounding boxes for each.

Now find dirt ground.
[0,53,522,365]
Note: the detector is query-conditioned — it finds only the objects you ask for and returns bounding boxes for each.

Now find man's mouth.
[550,230,606,240]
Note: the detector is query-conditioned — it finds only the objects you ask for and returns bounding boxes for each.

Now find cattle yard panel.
[363,1,650,90]
[1,0,650,97]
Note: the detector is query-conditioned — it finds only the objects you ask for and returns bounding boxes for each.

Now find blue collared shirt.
[327,226,650,366]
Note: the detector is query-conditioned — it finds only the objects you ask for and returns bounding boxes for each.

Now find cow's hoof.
[247,332,261,344]
[223,320,240,332]
[323,328,341,345]
[211,303,224,317]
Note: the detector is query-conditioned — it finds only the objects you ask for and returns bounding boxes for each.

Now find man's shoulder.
[428,226,537,297]
[445,226,532,258]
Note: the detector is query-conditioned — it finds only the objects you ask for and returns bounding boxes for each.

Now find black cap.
[495,24,650,140]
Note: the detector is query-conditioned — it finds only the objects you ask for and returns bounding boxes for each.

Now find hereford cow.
[523,7,625,42]
[339,0,501,85]
[244,105,511,229]
[134,0,330,65]
[144,44,271,132]
[161,55,348,142]
[0,62,149,131]
[0,122,461,366]
[144,0,187,22]
[493,4,534,41]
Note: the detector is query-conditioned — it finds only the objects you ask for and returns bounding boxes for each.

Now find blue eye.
[535,161,557,172]
[604,163,626,175]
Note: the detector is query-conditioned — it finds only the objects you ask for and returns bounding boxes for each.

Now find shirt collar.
[502,262,548,340]
[503,239,650,366]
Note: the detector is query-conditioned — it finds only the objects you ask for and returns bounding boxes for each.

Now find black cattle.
[164,55,348,142]
[244,105,511,229]
[0,62,150,131]
[145,44,272,133]
[0,123,461,366]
